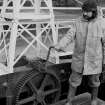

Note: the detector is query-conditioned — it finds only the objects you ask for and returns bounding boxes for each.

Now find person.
[54,0,105,105]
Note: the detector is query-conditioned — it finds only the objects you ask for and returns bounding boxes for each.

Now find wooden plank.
[51,93,105,105]
[71,93,105,105]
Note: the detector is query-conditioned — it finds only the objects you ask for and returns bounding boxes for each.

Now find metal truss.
[0,0,57,75]
[0,0,105,75]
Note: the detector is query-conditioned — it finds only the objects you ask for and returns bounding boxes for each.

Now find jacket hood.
[82,0,97,12]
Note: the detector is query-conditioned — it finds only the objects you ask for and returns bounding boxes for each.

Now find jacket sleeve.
[56,25,76,50]
[101,18,105,64]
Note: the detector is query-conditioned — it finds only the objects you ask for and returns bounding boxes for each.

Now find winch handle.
[45,46,55,64]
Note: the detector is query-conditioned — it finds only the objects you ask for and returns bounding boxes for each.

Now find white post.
[8,21,17,73]
[48,0,58,63]
[49,0,57,45]
[7,0,19,73]
[0,0,7,39]
[35,0,42,57]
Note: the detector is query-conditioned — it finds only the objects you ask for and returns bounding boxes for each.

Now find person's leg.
[88,74,100,105]
[67,71,83,105]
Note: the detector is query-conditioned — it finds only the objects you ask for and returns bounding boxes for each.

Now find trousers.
[69,71,100,88]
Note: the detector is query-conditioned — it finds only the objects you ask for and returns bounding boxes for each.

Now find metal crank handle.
[45,46,55,64]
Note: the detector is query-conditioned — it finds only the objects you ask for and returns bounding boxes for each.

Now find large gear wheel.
[13,69,61,105]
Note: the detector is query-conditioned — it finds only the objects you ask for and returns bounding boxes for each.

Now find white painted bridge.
[0,0,104,75]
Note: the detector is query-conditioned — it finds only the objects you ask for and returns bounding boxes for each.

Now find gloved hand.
[51,45,65,52]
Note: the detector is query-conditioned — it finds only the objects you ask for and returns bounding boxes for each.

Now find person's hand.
[52,45,65,52]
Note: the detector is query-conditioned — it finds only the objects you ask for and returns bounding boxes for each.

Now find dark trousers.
[69,71,100,88]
